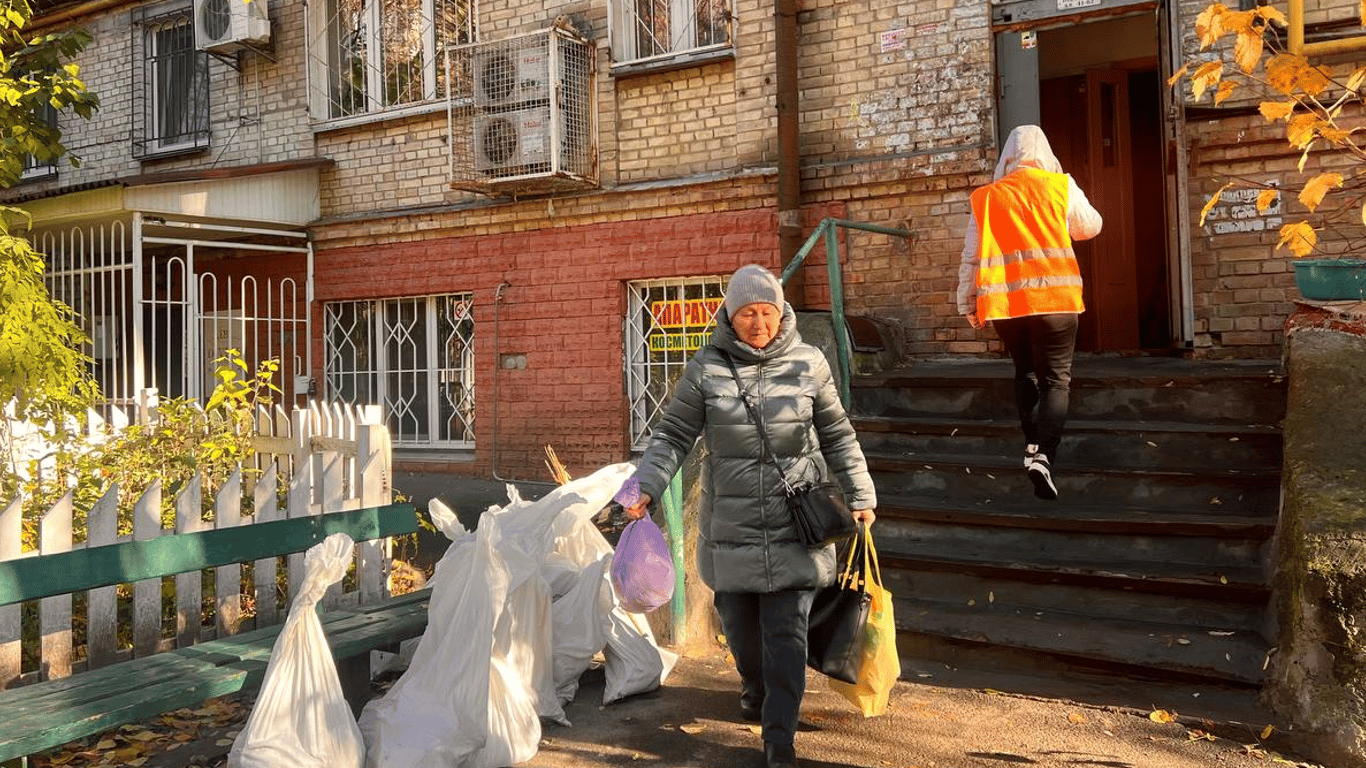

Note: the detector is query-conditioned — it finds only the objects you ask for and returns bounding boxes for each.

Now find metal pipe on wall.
[775,0,805,304]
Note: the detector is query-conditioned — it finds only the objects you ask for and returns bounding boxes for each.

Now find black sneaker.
[1026,454,1058,500]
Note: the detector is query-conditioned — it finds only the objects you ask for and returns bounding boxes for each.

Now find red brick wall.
[312,204,844,479]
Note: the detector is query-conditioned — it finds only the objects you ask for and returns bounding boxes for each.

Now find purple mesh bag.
[610,513,675,614]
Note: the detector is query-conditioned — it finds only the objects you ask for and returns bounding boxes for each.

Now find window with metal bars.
[324,294,476,448]
[308,0,475,121]
[609,0,732,66]
[19,104,58,182]
[624,276,726,450]
[131,5,211,159]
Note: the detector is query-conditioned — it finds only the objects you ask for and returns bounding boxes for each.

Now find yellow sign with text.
[649,297,721,354]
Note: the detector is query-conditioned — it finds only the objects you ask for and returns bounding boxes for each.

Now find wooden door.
[1042,69,1144,351]
[1085,68,1140,350]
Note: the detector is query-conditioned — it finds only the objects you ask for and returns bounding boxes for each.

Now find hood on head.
[994,125,1063,181]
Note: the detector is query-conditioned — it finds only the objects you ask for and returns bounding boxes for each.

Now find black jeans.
[991,313,1079,461]
[713,589,816,747]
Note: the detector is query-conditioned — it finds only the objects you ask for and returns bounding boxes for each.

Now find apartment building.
[6,0,1355,479]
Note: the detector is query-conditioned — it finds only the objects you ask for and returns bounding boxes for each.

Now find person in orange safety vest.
[956,124,1103,501]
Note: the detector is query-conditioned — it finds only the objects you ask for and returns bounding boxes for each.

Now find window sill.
[311,100,455,134]
[18,169,57,184]
[610,46,735,79]
[392,449,477,472]
[135,143,211,164]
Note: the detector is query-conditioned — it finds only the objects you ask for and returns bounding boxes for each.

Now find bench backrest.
[0,503,421,607]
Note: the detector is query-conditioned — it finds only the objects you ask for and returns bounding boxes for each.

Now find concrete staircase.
[850,355,1286,686]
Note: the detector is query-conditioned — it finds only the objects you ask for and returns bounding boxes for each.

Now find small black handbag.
[806,528,871,683]
[722,352,858,548]
[787,481,857,548]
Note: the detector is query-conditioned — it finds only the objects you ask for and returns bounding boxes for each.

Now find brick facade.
[10,0,1355,477]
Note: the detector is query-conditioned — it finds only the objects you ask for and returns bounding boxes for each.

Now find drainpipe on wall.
[24,0,130,33]
[775,0,805,305]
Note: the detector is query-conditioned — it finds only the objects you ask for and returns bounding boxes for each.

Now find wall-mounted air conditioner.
[473,46,550,108]
[449,26,598,194]
[474,108,552,174]
[194,0,271,54]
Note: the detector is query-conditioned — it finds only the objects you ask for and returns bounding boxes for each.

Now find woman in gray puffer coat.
[624,264,877,768]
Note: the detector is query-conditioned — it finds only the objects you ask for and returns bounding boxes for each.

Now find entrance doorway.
[997,13,1172,352]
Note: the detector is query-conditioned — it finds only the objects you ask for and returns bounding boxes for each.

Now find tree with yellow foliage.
[1172,3,1366,258]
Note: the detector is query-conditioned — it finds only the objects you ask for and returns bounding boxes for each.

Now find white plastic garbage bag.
[227,533,365,768]
[602,603,680,705]
[359,464,634,768]
[547,553,613,704]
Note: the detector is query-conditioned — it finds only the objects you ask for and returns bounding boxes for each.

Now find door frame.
[992,1,1192,350]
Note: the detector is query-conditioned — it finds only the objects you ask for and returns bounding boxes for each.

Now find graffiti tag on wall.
[1203,184,1283,235]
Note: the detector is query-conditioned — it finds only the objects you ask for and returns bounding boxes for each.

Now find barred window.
[308,0,475,121]
[20,104,58,182]
[624,276,726,450]
[132,6,210,158]
[324,294,476,448]
[609,0,732,66]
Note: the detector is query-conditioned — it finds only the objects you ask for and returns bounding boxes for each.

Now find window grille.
[624,275,726,450]
[19,104,58,182]
[308,0,475,121]
[324,294,476,448]
[131,5,211,159]
[610,0,732,66]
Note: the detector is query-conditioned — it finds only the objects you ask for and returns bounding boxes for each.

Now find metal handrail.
[780,218,912,406]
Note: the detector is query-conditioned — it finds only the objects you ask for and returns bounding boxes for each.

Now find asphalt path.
[526,648,1321,768]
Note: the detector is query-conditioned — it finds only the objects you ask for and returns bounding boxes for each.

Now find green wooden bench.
[0,503,430,767]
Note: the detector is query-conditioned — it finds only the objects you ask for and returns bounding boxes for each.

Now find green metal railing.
[779,218,913,407]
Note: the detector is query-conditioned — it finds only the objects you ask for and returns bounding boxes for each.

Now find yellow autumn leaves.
[1172,3,1366,257]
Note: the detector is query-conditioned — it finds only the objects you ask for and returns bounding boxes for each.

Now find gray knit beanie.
[723,264,784,318]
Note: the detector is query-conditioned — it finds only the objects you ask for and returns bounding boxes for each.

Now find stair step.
[854,356,1286,425]
[879,552,1268,602]
[855,415,1283,470]
[878,493,1277,538]
[881,567,1267,632]
[875,516,1268,579]
[892,596,1269,684]
[867,452,1278,511]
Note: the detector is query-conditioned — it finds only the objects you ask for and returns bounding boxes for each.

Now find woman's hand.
[625,493,652,520]
[965,312,985,330]
[852,508,876,526]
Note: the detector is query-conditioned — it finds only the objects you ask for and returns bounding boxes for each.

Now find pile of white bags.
[359,462,678,768]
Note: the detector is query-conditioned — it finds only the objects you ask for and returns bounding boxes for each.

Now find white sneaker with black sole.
[1026,453,1058,500]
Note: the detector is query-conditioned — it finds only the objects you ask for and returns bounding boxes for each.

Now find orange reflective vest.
[970,168,1085,321]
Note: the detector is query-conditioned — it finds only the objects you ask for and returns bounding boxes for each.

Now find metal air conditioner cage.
[448,26,598,196]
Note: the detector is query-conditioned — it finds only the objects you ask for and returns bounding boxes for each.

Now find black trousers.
[714,588,816,747]
[991,312,1080,461]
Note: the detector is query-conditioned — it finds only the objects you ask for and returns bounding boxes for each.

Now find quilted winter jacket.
[631,304,877,594]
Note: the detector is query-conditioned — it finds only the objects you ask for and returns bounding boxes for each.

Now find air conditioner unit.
[450,27,597,193]
[194,0,271,54]
[473,46,550,108]
[474,107,552,174]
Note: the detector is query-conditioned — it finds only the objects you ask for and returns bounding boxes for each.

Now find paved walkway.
[528,648,1319,768]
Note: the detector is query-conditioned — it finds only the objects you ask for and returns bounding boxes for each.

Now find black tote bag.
[806,528,871,684]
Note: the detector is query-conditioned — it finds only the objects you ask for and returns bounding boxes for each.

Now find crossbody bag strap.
[721,350,797,495]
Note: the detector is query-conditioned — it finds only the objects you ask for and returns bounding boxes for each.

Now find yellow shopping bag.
[828,526,899,717]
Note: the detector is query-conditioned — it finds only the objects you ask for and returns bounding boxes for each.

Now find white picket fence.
[0,401,394,688]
